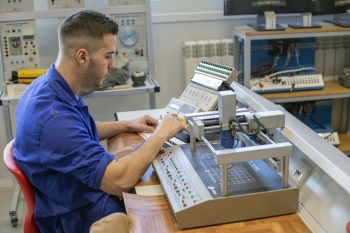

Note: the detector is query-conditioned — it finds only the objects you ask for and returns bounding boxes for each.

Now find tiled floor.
[0,187,26,233]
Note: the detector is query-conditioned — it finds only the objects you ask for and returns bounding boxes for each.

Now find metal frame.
[232,81,350,195]
[232,24,350,153]
[232,24,350,89]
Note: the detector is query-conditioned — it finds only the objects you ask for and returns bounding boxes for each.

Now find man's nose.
[109,56,116,70]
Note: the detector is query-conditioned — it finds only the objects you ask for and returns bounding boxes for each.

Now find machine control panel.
[48,0,85,10]
[0,0,34,13]
[111,13,147,62]
[154,147,203,209]
[178,60,235,112]
[109,0,144,6]
[179,84,218,112]
[0,20,40,72]
[165,98,202,118]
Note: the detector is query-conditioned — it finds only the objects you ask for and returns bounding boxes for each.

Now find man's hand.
[129,115,159,133]
[152,114,184,141]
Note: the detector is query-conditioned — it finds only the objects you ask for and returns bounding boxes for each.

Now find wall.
[0,0,348,187]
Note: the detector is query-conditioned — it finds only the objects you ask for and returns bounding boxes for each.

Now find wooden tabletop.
[233,24,350,37]
[338,134,350,154]
[107,133,311,233]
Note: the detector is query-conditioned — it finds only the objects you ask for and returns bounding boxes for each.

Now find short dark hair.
[58,10,119,55]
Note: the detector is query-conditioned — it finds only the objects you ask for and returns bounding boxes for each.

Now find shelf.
[338,134,350,156]
[232,24,350,88]
[259,80,350,103]
[0,5,146,22]
[0,78,159,106]
[232,23,350,40]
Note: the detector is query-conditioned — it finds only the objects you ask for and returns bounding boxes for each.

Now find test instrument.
[153,90,298,229]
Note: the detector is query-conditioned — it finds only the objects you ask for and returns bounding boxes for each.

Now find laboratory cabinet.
[232,24,350,156]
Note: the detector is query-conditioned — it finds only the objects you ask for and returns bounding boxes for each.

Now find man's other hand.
[130,115,159,133]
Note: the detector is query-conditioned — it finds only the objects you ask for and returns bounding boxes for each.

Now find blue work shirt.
[13,64,124,233]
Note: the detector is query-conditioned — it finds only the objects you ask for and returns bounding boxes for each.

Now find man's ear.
[76,49,89,65]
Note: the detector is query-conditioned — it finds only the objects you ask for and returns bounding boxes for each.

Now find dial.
[119,28,138,46]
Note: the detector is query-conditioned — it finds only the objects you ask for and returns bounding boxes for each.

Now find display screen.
[169,103,180,110]
[224,0,310,15]
[311,0,350,15]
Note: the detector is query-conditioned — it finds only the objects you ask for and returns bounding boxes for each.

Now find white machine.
[109,0,144,6]
[165,98,201,119]
[47,0,85,10]
[111,13,147,62]
[150,83,350,232]
[0,0,34,13]
[178,60,237,112]
[153,90,297,229]
[0,20,40,72]
[250,73,324,93]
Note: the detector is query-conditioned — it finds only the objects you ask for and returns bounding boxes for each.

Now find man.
[13,10,183,232]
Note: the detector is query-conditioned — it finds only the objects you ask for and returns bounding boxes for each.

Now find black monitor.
[313,0,350,27]
[224,0,321,31]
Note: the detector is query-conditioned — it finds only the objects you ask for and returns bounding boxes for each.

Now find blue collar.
[46,64,81,107]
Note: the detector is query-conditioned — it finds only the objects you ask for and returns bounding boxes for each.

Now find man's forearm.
[100,133,166,195]
[96,121,131,141]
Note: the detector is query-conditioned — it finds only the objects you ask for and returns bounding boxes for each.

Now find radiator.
[183,39,234,87]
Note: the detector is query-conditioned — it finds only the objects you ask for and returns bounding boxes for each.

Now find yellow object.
[18,79,36,84]
[180,118,188,129]
[17,69,47,78]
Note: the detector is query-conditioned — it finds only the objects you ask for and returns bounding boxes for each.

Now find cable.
[263,67,316,80]
[300,114,307,122]
[251,61,274,77]
[310,115,327,129]
[294,44,302,68]
[250,67,315,90]
[264,56,280,75]
[229,114,261,136]
[324,131,335,140]
[280,45,291,70]
[233,134,240,148]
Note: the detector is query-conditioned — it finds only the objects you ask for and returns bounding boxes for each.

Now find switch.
[290,158,313,187]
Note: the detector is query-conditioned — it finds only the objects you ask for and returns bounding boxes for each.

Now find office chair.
[3,139,40,233]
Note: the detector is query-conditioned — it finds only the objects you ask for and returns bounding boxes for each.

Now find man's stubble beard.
[86,59,105,88]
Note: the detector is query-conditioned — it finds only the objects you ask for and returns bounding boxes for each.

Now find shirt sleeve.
[39,112,114,190]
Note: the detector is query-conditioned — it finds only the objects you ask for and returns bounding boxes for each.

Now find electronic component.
[111,13,147,62]
[268,39,299,56]
[165,98,202,119]
[132,71,146,87]
[0,20,40,71]
[179,60,236,111]
[48,0,85,10]
[339,74,350,88]
[250,73,324,93]
[243,37,321,93]
[0,0,34,13]
[109,0,144,6]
